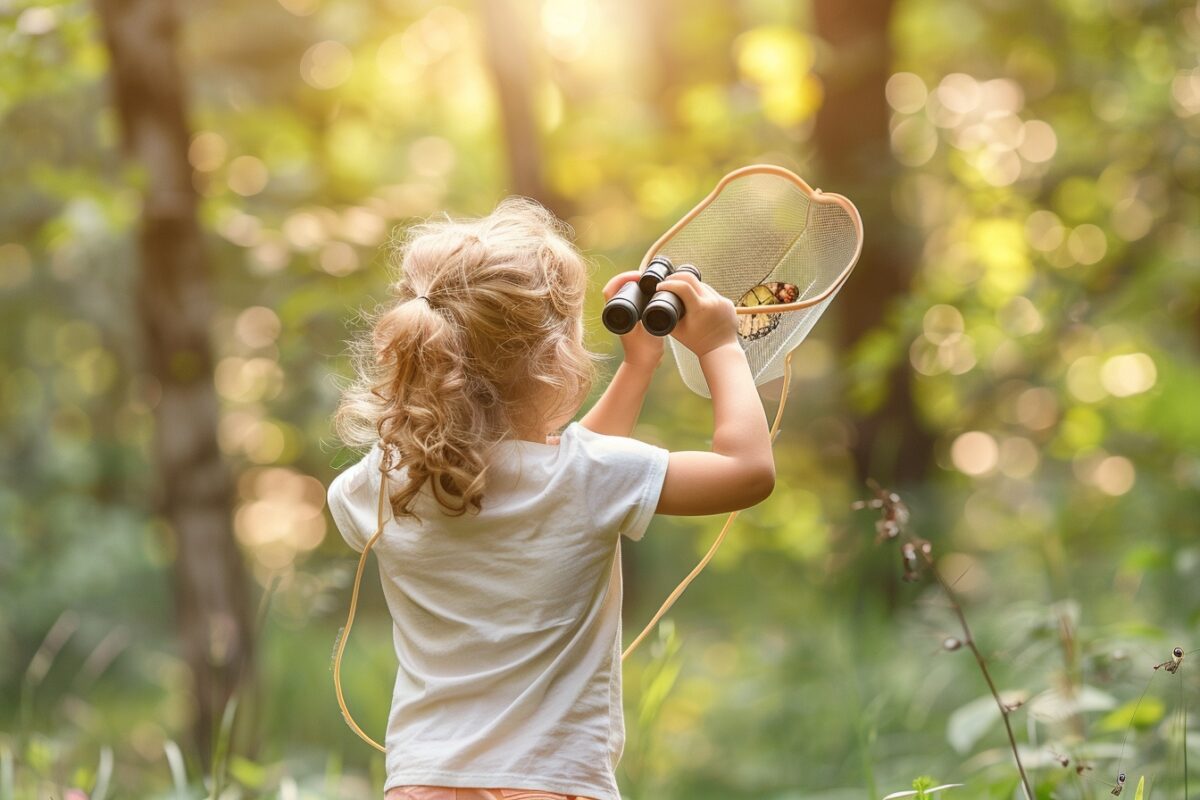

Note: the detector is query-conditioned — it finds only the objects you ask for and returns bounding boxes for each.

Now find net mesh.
[651,169,862,398]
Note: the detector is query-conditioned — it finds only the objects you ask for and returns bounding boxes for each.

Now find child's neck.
[509,431,552,445]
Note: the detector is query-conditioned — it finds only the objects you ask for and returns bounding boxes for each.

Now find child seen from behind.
[327,198,776,800]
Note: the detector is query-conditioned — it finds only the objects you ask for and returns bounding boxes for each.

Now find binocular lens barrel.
[643,263,699,337]
[638,256,674,295]
[600,255,702,337]
[600,281,645,335]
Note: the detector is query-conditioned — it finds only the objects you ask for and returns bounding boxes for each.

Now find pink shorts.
[385,788,595,800]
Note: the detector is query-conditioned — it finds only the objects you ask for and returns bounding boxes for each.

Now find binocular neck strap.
[332,451,391,753]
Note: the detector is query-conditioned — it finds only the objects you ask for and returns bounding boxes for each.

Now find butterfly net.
[647,167,862,397]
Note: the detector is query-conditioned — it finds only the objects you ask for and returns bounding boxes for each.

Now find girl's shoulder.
[327,442,399,552]
[564,421,670,468]
[558,422,671,542]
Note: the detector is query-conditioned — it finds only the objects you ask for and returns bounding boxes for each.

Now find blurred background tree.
[95,0,255,765]
[2,0,1199,797]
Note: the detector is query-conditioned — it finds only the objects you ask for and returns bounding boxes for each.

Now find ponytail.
[332,198,600,520]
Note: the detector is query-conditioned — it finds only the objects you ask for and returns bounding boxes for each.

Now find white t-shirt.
[326,420,671,800]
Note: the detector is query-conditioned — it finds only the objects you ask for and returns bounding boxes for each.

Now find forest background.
[3,0,1200,797]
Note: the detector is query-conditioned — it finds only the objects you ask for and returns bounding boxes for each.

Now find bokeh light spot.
[1100,353,1156,397]
[1095,456,1136,495]
[951,431,999,476]
[227,156,269,196]
[999,437,1039,479]
[277,0,318,15]
[1111,197,1154,241]
[886,72,928,113]
[890,116,937,166]
[1067,224,1108,265]
[936,73,981,115]
[409,136,457,178]
[923,304,964,344]
[1016,386,1058,430]
[188,132,227,172]
[318,241,359,276]
[1066,355,1108,403]
[1026,210,1066,250]
[1018,120,1057,162]
[235,306,282,350]
[301,41,353,90]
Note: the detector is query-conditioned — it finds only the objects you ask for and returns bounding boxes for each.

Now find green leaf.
[228,756,265,789]
[947,694,1000,753]
[210,695,240,799]
[882,784,964,800]
[1134,775,1144,800]
[1,743,13,800]
[1028,684,1116,722]
[163,740,188,800]
[1098,695,1165,733]
[912,775,936,792]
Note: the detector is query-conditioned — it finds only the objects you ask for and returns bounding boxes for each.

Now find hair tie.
[415,294,430,304]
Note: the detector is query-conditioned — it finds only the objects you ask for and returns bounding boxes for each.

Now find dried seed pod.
[855,480,911,542]
[900,541,920,582]
[1154,645,1186,674]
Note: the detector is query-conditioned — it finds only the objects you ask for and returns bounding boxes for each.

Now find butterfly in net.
[735,282,800,341]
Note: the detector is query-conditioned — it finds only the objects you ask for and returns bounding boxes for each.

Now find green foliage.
[881,776,964,800]
[1099,696,1166,733]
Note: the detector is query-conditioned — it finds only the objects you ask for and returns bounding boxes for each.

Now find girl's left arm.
[580,358,657,437]
[579,271,663,438]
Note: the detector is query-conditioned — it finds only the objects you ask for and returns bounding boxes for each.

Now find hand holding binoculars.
[601,256,702,337]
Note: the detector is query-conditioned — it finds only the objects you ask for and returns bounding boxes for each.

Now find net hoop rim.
[638,163,864,315]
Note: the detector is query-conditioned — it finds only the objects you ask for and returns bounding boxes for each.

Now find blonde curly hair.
[333,197,601,519]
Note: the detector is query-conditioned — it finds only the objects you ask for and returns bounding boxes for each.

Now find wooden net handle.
[620,348,794,660]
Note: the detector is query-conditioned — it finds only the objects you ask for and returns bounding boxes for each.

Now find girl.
[327,198,775,800]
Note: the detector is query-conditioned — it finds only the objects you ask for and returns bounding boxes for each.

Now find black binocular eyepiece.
[601,255,701,337]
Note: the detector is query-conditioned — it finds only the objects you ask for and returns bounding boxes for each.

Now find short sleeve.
[326,443,388,553]
[567,422,671,542]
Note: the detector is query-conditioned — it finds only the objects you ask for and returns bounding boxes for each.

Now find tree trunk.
[479,0,569,217]
[95,0,254,766]
[812,0,933,483]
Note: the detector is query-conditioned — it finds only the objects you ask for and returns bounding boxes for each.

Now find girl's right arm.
[649,270,776,516]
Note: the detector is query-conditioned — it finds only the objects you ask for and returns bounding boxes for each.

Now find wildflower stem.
[1183,671,1188,800]
[854,481,1033,800]
[923,553,1034,800]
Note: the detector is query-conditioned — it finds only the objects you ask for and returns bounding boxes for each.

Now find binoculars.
[601,255,701,337]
